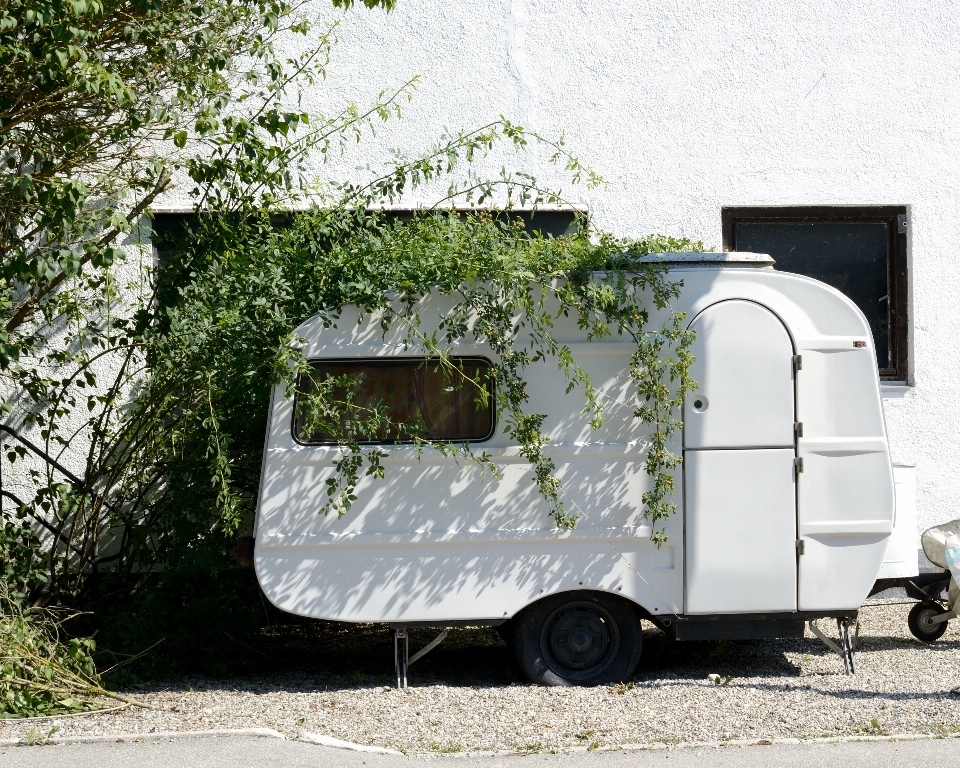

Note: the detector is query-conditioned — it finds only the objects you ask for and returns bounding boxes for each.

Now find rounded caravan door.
[683,300,798,614]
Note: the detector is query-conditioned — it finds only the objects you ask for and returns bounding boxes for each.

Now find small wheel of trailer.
[513,591,642,686]
[908,602,949,643]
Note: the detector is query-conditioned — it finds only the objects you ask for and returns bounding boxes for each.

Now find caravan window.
[293,358,494,444]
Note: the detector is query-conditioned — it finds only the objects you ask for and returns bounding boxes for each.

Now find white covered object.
[920,520,960,612]
[876,464,919,579]
[922,518,960,570]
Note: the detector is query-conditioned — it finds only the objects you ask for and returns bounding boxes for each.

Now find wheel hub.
[542,602,620,679]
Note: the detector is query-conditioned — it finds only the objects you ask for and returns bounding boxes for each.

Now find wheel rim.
[918,607,939,632]
[540,600,620,681]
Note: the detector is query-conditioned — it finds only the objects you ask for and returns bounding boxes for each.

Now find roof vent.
[636,252,775,269]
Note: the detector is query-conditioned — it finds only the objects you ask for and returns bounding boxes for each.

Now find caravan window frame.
[291,356,496,446]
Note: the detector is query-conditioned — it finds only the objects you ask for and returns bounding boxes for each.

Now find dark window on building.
[151,209,580,268]
[722,207,908,381]
[150,208,580,312]
[378,209,580,239]
[294,357,494,444]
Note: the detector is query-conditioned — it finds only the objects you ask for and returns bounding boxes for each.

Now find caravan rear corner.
[252,253,896,685]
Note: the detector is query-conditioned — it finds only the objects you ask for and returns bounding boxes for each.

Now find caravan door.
[683,300,797,614]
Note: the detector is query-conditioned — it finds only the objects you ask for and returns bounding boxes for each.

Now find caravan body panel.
[684,448,797,613]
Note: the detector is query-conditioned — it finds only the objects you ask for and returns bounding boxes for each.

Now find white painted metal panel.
[877,464,919,579]
[255,337,687,622]
[795,338,895,610]
[685,300,795,449]
[685,449,797,614]
[797,534,890,610]
[795,442,895,609]
[256,543,670,623]
[795,342,886,439]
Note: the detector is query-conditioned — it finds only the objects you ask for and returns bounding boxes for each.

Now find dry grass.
[0,587,149,719]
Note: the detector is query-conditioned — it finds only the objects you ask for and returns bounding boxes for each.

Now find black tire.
[513,591,642,686]
[495,618,516,648]
[908,601,949,643]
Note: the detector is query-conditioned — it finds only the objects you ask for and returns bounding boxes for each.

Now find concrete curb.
[1,727,956,754]
[434,731,960,757]
[300,732,405,755]
[0,727,286,747]
[617,732,955,751]
[1,727,402,755]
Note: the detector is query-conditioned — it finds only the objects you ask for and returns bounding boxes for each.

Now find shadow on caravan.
[253,252,904,686]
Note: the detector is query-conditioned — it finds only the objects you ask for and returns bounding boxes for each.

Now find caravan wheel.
[908,602,949,642]
[513,591,642,686]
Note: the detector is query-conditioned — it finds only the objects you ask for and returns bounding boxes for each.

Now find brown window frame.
[722,206,909,382]
[291,356,496,446]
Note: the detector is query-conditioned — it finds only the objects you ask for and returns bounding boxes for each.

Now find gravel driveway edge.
[3,728,959,754]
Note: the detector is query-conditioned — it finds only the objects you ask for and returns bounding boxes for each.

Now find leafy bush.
[0,511,47,603]
[144,209,700,539]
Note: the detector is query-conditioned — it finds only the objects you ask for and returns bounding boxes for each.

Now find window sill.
[881,381,912,397]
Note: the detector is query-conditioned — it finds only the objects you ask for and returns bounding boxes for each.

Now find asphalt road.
[2,735,958,768]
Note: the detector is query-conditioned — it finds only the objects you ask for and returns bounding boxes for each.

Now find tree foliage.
[0,582,152,717]
[0,0,699,636]
[0,0,399,597]
[151,211,699,543]
[0,0,399,349]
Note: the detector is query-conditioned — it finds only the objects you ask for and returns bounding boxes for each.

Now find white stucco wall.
[166,1,960,533]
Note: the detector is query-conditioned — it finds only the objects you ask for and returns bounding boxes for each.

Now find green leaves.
[0,0,386,602]
[0,588,102,718]
[0,517,47,603]
[156,208,700,540]
[329,0,396,8]
[0,0,346,342]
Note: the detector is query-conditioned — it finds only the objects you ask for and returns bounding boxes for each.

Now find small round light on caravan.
[853,341,867,348]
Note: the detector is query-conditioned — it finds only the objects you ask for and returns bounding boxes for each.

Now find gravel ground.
[3,598,960,753]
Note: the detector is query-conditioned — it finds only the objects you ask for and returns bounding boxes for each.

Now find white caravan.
[253,253,902,685]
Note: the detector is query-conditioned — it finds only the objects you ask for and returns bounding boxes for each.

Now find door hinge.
[794,457,804,473]
[897,213,908,234]
[796,539,805,556]
[794,421,804,438]
[793,354,803,372]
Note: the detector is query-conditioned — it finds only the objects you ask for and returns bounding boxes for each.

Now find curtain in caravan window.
[294,358,493,444]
